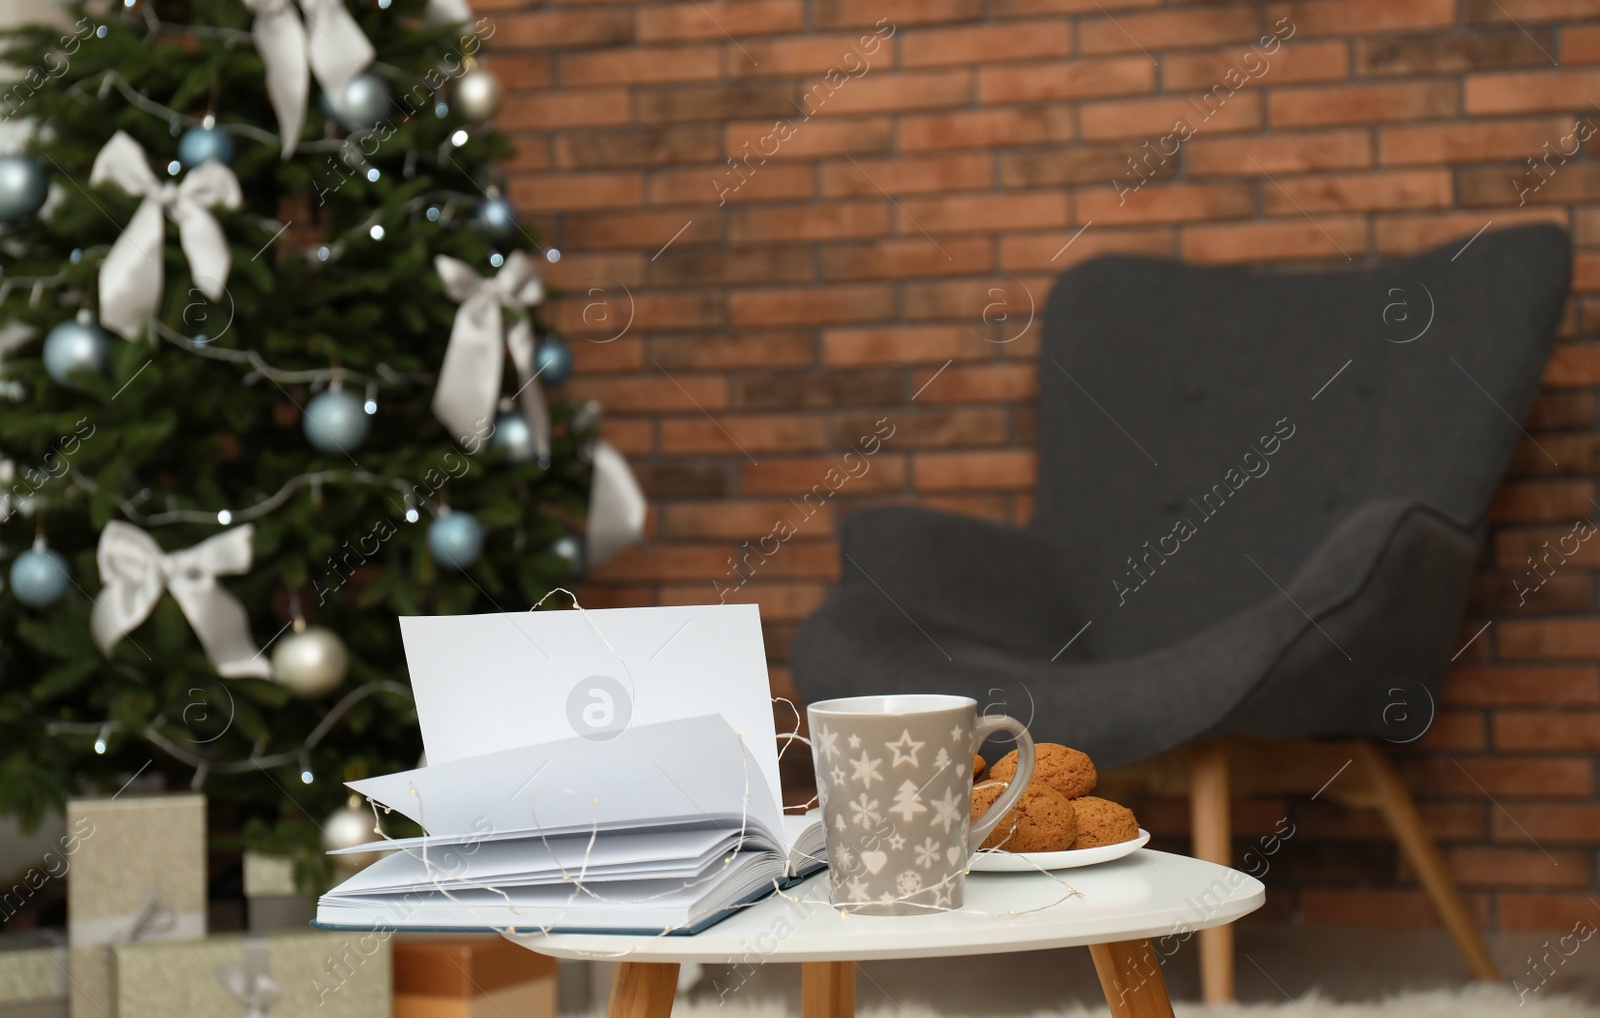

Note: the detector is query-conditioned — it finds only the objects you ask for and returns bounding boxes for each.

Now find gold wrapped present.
[115,930,391,1018]
[0,939,67,1013]
[241,853,312,934]
[66,794,207,1018]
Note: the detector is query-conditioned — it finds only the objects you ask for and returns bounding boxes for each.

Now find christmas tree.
[0,0,639,885]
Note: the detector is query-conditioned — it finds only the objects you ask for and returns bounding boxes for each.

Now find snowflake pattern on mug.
[849,793,881,829]
[849,749,884,788]
[815,724,840,762]
[930,786,963,833]
[815,718,980,912]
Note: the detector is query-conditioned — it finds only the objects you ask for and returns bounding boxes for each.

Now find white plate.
[968,829,1151,872]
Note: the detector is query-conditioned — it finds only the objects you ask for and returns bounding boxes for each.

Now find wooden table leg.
[1190,739,1235,1003]
[608,961,679,1018]
[802,960,855,1018]
[1089,940,1175,1018]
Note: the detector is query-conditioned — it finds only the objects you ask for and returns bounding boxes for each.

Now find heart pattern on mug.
[861,850,888,874]
[946,845,962,866]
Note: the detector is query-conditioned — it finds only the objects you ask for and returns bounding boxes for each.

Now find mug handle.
[967,713,1035,854]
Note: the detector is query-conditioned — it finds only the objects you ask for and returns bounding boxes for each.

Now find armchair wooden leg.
[1089,940,1176,1018]
[1353,743,1500,981]
[607,962,679,1018]
[1190,740,1234,1003]
[802,961,855,1018]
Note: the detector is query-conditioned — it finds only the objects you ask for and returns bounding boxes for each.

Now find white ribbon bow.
[588,440,646,567]
[425,0,473,21]
[90,131,242,340]
[433,252,550,457]
[91,521,271,678]
[0,459,13,523]
[572,401,646,568]
[243,0,375,157]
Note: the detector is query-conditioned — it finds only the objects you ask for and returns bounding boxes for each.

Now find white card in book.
[398,603,780,800]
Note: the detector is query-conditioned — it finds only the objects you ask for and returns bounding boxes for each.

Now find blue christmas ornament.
[535,336,573,385]
[10,546,70,608]
[428,512,484,570]
[303,388,369,455]
[0,155,48,222]
[489,411,539,463]
[474,194,517,235]
[178,124,234,168]
[43,318,112,389]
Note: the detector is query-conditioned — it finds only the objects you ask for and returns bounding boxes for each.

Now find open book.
[314,605,823,935]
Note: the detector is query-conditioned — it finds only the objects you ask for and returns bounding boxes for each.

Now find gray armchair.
[790,224,1572,999]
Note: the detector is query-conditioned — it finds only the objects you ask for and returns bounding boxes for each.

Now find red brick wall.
[494,0,1600,931]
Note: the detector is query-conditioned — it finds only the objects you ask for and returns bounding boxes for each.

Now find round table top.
[507,849,1264,964]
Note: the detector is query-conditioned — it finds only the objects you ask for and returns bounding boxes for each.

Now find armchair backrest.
[1033,224,1571,658]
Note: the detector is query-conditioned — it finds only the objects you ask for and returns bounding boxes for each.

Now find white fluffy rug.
[658,984,1600,1016]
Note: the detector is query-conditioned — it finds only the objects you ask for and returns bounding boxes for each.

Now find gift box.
[115,929,391,1018]
[393,935,557,1018]
[0,937,67,1017]
[66,794,206,1018]
[241,852,312,934]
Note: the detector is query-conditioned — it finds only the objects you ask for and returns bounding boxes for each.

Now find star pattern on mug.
[830,766,845,785]
[950,724,965,743]
[885,729,925,768]
[848,734,861,748]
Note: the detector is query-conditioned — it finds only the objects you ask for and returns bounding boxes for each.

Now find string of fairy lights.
[0,2,576,801]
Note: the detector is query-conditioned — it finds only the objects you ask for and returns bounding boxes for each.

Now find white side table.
[509,849,1264,1018]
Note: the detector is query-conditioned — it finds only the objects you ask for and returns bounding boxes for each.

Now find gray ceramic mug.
[808,694,1035,915]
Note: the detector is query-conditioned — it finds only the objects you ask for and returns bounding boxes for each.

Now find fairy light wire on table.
[508,849,1266,1018]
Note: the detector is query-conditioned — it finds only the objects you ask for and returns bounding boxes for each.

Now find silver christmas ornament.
[43,318,112,389]
[489,411,538,463]
[428,511,484,569]
[271,624,349,699]
[550,533,584,578]
[454,65,503,122]
[10,545,70,608]
[322,798,383,870]
[304,388,369,455]
[326,73,392,131]
[0,155,48,222]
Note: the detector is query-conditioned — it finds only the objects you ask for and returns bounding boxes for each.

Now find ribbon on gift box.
[69,884,205,951]
[242,0,375,158]
[91,522,271,678]
[215,936,279,1018]
[432,252,550,460]
[90,131,242,340]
